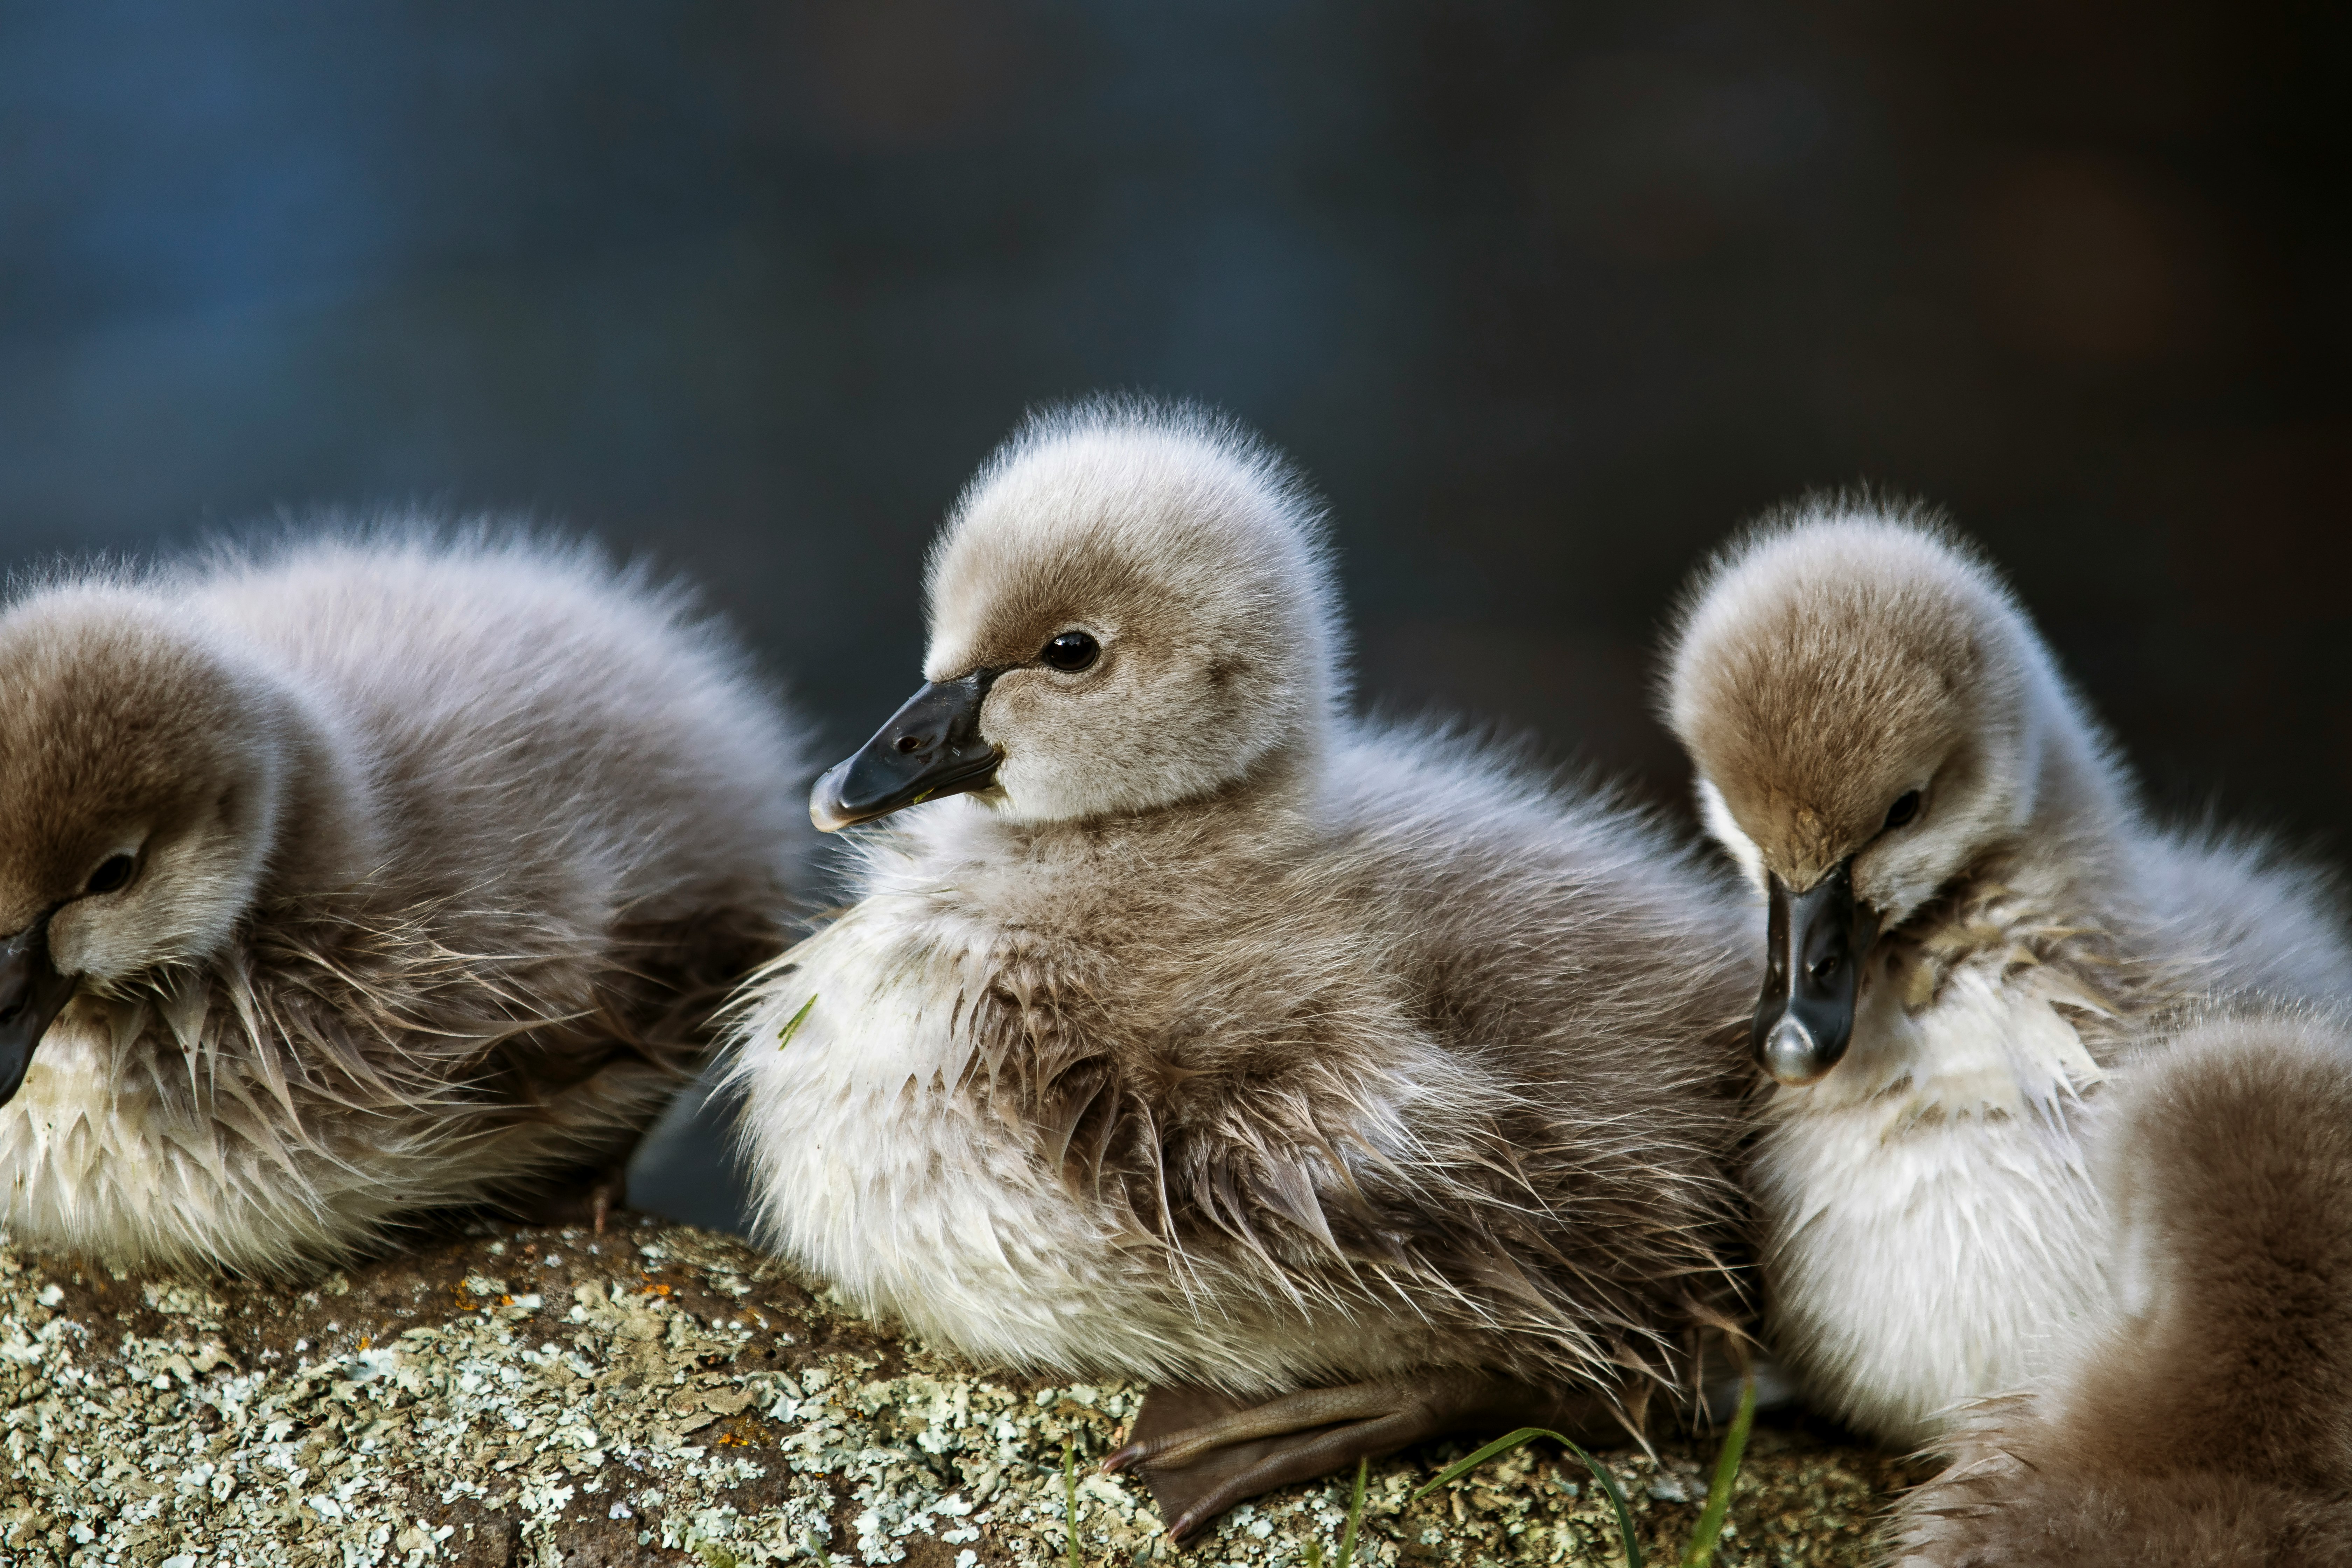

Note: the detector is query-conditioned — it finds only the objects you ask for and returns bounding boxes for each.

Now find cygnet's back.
[193,533,793,923]
[1892,1011,2352,1567]
[733,401,1754,1535]
[0,526,806,1274]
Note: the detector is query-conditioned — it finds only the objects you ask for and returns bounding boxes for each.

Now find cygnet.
[0,528,805,1275]
[731,400,1757,1538]
[1660,504,2352,1447]
[1891,1009,2352,1566]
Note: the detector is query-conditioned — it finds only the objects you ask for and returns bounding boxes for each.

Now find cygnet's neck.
[244,668,384,905]
[1952,657,2136,931]
[953,733,1326,872]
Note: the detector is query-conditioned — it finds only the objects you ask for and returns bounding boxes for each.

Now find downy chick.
[1891,1010,2352,1567]
[0,528,805,1275]
[1660,504,2352,1447]
[731,400,1758,1539]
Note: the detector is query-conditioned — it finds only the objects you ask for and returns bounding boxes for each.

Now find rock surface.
[0,1217,1923,1566]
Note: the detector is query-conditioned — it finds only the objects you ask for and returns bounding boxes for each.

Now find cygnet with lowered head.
[733,401,1757,1539]
[0,530,805,1275]
[1661,505,2352,1448]
[1891,1009,2352,1566]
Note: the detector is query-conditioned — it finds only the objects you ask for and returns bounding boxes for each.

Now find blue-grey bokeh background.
[6,1,2346,1231]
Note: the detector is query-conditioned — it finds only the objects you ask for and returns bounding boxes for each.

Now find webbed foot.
[1102,1371,1622,1542]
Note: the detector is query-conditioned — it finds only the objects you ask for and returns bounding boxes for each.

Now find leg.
[513,1161,629,1232]
[591,1173,618,1235]
[1102,1370,1626,1542]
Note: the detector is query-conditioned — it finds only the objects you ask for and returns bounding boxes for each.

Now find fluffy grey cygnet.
[1890,1010,2352,1566]
[730,400,1756,1538]
[0,529,806,1275]
[1661,505,2352,1448]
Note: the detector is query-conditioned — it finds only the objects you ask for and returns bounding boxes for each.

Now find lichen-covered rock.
[0,1218,1921,1566]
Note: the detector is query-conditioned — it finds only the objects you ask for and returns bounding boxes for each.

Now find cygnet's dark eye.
[1883,791,1922,831]
[1040,631,1100,672]
[84,854,137,896]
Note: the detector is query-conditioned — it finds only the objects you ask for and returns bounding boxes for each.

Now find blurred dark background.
[5,2,2347,1225]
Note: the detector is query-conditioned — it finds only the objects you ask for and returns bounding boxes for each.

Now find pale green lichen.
[0,1222,1916,1566]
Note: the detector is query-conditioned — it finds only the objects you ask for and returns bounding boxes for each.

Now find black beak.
[0,915,77,1107]
[810,671,1006,833]
[1752,858,1877,1086]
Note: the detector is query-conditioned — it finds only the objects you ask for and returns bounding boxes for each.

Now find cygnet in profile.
[731,400,1758,1538]
[1660,505,2352,1447]
[0,529,805,1274]
[1891,1010,2352,1566]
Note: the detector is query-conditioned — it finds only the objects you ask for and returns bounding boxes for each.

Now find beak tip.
[1760,1017,1834,1087]
[808,765,856,834]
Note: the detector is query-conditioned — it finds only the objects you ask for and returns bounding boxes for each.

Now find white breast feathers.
[1754,960,2113,1445]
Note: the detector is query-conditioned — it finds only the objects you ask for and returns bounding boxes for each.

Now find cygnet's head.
[0,584,296,1102]
[811,400,1344,830]
[1662,504,2095,1085]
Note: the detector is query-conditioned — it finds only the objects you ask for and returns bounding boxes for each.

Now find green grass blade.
[1064,1440,1081,1568]
[1681,1378,1756,1568]
[1335,1456,1367,1568]
[1410,1427,1644,1568]
[775,994,818,1050]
